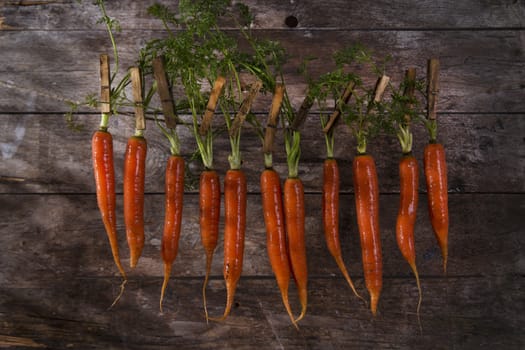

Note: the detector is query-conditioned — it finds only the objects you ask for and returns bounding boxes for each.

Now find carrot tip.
[279,288,299,330]
[130,257,138,269]
[370,292,380,316]
[202,254,213,323]
[294,294,307,323]
[160,263,172,313]
[294,306,306,324]
[333,256,364,302]
[108,278,127,310]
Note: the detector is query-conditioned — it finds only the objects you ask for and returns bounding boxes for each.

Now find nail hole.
[285,15,298,28]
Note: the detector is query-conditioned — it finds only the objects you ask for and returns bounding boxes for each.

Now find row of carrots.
[92,55,448,328]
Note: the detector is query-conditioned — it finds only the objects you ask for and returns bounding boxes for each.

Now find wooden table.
[0,1,523,348]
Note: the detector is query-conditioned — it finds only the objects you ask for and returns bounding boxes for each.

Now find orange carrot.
[425,58,449,273]
[258,84,297,327]
[159,155,185,311]
[283,177,307,322]
[396,154,422,313]
[123,135,147,268]
[394,67,422,316]
[213,169,247,320]
[92,129,127,305]
[200,169,221,321]
[424,143,449,272]
[323,158,361,299]
[353,154,382,315]
[261,168,296,328]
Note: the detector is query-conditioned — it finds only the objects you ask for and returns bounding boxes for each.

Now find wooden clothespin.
[199,76,226,136]
[263,84,285,155]
[427,58,440,121]
[229,81,263,136]
[99,54,111,115]
[403,67,417,122]
[370,74,390,107]
[322,80,356,134]
[152,56,177,129]
[290,92,314,131]
[130,67,146,132]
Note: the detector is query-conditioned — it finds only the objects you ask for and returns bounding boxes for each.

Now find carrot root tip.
[370,292,380,316]
[294,293,307,323]
[279,288,298,330]
[202,254,213,323]
[108,278,127,310]
[159,263,172,313]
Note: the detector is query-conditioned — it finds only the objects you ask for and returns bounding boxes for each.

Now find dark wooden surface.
[1,1,524,349]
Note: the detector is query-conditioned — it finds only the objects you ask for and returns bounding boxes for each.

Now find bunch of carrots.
[88,0,449,329]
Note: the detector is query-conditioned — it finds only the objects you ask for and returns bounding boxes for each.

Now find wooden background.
[1,0,524,349]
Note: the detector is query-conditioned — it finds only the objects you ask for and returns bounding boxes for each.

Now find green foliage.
[384,75,427,153]
[301,45,394,155]
[73,0,434,167]
[139,0,258,169]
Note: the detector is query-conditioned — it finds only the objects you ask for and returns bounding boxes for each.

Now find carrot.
[159,155,185,312]
[319,80,361,300]
[153,56,186,312]
[346,75,389,316]
[392,67,423,318]
[192,76,225,322]
[212,169,247,321]
[123,135,147,268]
[284,177,307,322]
[92,128,127,305]
[424,143,449,272]
[353,154,382,316]
[258,84,296,327]
[425,58,449,273]
[124,67,147,269]
[200,169,221,320]
[323,158,362,299]
[93,54,126,308]
[261,168,296,328]
[396,154,422,314]
[211,82,260,321]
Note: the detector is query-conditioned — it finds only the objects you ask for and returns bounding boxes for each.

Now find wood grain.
[0,30,524,113]
[1,0,523,30]
[0,193,522,282]
[0,114,523,194]
[0,0,523,348]
[0,277,522,349]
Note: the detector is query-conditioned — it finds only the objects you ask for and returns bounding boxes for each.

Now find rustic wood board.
[0,277,523,349]
[1,0,524,348]
[1,113,523,194]
[0,30,524,113]
[0,194,522,281]
[1,0,523,30]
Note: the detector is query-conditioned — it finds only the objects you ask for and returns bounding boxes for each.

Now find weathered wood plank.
[0,276,522,349]
[1,114,523,194]
[1,0,523,347]
[1,30,524,113]
[0,193,522,285]
[1,0,523,30]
